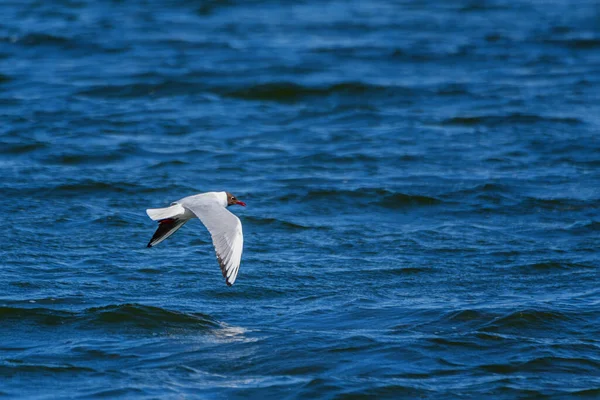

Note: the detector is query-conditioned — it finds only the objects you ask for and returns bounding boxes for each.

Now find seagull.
[146,191,246,286]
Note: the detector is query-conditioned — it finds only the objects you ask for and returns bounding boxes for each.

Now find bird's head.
[226,192,246,207]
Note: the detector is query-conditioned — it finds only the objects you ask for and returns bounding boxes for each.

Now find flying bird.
[146,191,246,286]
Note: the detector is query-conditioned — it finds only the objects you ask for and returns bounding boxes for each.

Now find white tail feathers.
[146,203,185,221]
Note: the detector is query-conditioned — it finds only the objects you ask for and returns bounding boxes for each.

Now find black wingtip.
[147,243,153,248]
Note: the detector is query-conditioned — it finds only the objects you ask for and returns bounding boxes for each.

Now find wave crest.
[0,304,219,331]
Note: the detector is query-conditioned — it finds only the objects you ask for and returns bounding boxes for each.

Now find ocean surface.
[1,0,600,398]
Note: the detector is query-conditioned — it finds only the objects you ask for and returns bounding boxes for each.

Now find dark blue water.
[2,0,600,398]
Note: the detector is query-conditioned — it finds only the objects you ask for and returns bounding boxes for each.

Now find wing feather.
[183,200,244,286]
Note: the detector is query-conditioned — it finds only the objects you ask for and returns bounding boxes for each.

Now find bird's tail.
[146,203,187,247]
[146,204,184,221]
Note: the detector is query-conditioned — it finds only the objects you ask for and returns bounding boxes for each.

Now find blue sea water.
[1,0,600,398]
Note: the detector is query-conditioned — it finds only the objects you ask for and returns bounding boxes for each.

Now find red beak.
[236,200,246,207]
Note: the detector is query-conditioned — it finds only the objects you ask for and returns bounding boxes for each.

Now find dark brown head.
[226,192,246,207]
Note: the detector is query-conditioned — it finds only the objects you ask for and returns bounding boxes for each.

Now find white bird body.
[146,191,246,286]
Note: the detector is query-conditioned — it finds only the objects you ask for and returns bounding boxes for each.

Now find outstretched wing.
[147,218,187,248]
[184,202,243,286]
